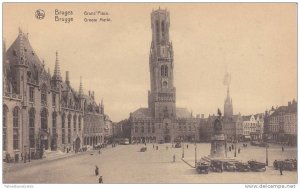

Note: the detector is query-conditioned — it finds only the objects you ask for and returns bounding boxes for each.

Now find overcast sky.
[3,3,297,122]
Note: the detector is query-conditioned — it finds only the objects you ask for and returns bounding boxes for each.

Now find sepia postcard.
[1,2,298,186]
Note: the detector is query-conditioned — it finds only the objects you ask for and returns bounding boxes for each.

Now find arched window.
[135,126,138,133]
[141,126,144,133]
[161,21,165,39]
[152,126,155,133]
[29,108,35,148]
[164,66,168,77]
[73,115,77,132]
[41,108,48,131]
[161,65,165,76]
[13,107,20,150]
[68,114,71,143]
[62,114,65,144]
[78,115,82,131]
[3,105,8,151]
[52,112,57,135]
[41,84,47,105]
[156,20,160,43]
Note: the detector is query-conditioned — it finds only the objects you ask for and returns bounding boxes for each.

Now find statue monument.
[209,109,227,158]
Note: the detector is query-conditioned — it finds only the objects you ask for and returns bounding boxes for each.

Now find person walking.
[187,144,189,149]
[153,144,154,149]
[282,146,284,152]
[279,163,283,175]
[99,176,103,183]
[95,166,99,176]
[173,154,176,162]
[238,148,241,154]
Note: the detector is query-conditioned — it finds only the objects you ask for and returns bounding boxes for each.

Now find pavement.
[2,142,297,184]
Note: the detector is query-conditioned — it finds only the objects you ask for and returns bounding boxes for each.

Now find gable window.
[29,87,34,102]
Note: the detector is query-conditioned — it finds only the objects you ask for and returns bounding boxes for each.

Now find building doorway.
[164,135,171,143]
[75,137,81,153]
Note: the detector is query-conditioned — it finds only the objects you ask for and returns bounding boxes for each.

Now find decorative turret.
[79,76,84,96]
[100,98,104,114]
[66,71,70,86]
[16,28,28,68]
[52,51,62,82]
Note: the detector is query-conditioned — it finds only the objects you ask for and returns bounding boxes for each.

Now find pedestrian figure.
[282,146,284,152]
[172,144,174,148]
[153,144,154,149]
[238,148,241,154]
[156,146,158,150]
[99,176,103,183]
[279,163,283,175]
[187,144,189,149]
[173,154,176,162]
[95,166,99,176]
[98,150,101,155]
[229,146,231,151]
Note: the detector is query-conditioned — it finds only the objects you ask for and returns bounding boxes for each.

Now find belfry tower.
[148,8,176,119]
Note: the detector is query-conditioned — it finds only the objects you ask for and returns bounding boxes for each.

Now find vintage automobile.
[175,142,182,148]
[196,162,210,174]
[273,159,297,171]
[223,162,236,172]
[140,147,147,152]
[235,161,251,172]
[248,160,266,171]
[210,160,223,172]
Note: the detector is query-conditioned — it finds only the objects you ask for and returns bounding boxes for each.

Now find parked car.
[235,161,251,172]
[210,160,223,172]
[140,147,147,152]
[223,162,236,172]
[196,162,209,174]
[273,159,297,171]
[248,160,266,171]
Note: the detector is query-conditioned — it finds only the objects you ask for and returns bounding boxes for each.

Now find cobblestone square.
[3,143,297,184]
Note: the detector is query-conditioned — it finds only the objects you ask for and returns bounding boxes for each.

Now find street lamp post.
[182,139,185,158]
[266,143,269,166]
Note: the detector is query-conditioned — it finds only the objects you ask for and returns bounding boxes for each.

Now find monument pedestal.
[210,133,227,158]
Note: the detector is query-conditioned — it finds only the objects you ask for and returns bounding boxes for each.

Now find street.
[3,143,297,184]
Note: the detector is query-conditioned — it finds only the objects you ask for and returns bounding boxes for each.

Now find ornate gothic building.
[3,29,107,160]
[129,9,201,143]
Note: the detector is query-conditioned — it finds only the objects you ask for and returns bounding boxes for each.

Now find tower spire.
[79,76,83,96]
[18,28,27,66]
[52,51,62,81]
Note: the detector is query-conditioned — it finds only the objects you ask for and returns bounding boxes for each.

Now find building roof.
[131,107,192,119]
[176,108,191,118]
[6,30,48,84]
[131,108,151,118]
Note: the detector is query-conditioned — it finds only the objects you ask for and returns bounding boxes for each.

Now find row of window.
[2,105,82,150]
[61,114,82,144]
[29,86,57,107]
